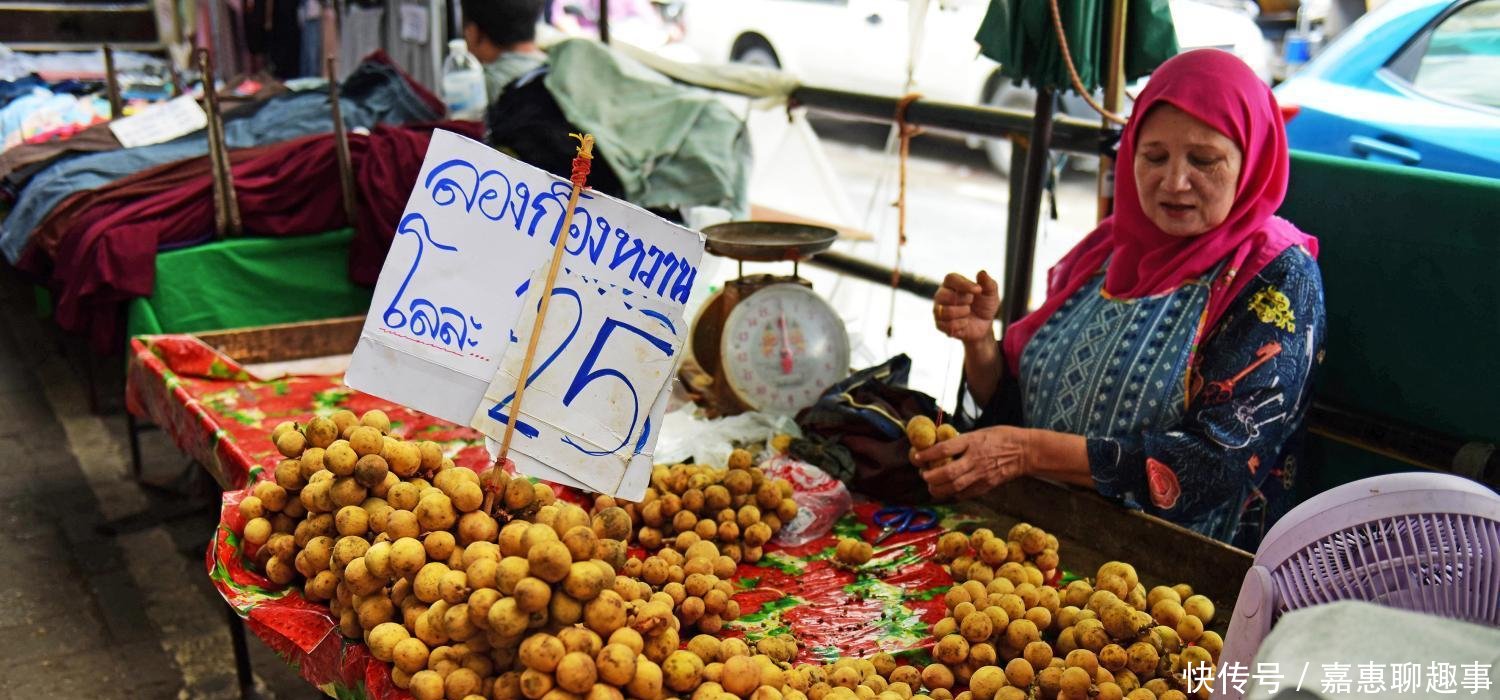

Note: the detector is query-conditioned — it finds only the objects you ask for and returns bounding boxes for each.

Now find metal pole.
[1002,134,1029,325]
[204,0,225,81]
[1001,88,1056,325]
[326,55,359,227]
[1097,0,1129,221]
[103,44,123,118]
[1307,403,1500,487]
[789,86,1101,155]
[224,604,255,699]
[804,251,943,299]
[127,411,145,480]
[598,0,610,44]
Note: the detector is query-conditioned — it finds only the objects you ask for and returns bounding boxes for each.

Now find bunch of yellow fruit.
[241,409,1215,700]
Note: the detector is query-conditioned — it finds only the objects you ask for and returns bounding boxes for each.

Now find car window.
[1411,0,1500,109]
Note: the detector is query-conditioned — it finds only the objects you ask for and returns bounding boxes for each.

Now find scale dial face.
[720,283,850,415]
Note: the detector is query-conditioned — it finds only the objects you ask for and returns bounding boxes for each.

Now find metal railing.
[786,85,1106,155]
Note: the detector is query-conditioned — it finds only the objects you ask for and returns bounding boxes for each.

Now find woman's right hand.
[933,271,1001,343]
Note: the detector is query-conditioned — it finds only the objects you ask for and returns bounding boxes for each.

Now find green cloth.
[975,0,1178,93]
[483,51,549,104]
[543,39,751,217]
[1278,151,1500,492]
[125,229,373,338]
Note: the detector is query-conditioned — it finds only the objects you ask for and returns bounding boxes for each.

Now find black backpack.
[482,67,629,202]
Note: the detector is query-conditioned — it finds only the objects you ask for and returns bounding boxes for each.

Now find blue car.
[1274,0,1500,179]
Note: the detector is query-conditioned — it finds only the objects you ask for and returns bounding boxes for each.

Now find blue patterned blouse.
[959,246,1325,550]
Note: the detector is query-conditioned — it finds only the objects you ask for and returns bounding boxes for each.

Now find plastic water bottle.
[1282,7,1321,77]
[441,39,488,120]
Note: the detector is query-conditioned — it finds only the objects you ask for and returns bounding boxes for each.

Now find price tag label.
[346,130,704,498]
[472,267,682,495]
[108,95,208,148]
[399,3,429,44]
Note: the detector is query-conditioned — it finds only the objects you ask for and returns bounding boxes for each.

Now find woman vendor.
[916,50,1325,549]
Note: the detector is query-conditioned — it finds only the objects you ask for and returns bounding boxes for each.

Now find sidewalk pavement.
[0,271,319,699]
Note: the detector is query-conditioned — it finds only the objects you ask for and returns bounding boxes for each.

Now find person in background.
[460,0,549,103]
[917,50,1326,551]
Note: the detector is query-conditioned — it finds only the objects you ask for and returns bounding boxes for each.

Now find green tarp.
[125,228,373,338]
[975,0,1179,93]
[544,39,752,217]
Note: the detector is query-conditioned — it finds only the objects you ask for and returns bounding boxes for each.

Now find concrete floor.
[0,272,321,699]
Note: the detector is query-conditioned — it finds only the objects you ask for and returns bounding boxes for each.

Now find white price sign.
[472,266,681,495]
[108,95,208,148]
[346,130,704,498]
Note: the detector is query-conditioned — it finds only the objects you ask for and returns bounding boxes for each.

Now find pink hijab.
[1002,49,1317,376]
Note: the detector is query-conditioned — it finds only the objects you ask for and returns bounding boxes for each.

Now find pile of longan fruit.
[237,412,630,696]
[936,524,1060,587]
[616,530,745,636]
[241,409,1218,700]
[239,411,825,700]
[921,548,1221,700]
[761,651,972,700]
[608,450,799,566]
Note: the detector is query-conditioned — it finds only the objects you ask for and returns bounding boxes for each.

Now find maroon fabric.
[21,143,289,272]
[1001,50,1318,376]
[48,133,345,350]
[40,121,482,352]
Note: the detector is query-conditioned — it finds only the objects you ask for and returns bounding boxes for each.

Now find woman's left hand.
[913,426,1031,499]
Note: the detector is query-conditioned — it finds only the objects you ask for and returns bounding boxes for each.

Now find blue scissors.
[872,506,939,544]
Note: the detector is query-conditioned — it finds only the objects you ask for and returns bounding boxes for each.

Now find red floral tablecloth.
[126,335,495,490]
[127,333,971,699]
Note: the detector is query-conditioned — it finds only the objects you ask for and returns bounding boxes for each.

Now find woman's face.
[1133,104,1244,237]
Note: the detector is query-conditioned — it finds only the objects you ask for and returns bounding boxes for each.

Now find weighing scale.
[688,222,851,416]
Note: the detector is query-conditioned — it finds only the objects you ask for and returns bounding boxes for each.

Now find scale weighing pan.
[702,221,837,262]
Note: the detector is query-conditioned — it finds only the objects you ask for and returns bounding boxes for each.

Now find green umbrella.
[975,0,1179,95]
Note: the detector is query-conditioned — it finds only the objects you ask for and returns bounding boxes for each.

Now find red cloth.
[38,121,483,352]
[1002,49,1318,375]
[22,143,286,269]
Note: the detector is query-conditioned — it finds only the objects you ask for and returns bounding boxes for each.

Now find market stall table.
[125,317,1250,699]
[126,320,966,698]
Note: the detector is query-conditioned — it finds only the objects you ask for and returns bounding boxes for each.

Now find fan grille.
[1271,514,1500,625]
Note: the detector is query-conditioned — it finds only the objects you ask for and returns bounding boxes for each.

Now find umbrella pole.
[1002,87,1057,326]
[599,0,610,44]
[1003,135,1027,326]
[1097,0,1129,221]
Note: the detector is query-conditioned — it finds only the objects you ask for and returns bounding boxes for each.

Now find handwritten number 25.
[486,288,583,439]
[487,288,676,456]
[561,318,674,456]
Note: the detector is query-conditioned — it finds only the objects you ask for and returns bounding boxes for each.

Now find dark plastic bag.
[794,355,942,504]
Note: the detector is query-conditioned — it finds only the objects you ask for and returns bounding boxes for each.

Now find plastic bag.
[653,406,801,468]
[760,454,853,546]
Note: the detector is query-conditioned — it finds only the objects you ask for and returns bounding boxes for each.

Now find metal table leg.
[224,604,255,700]
[127,411,145,481]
